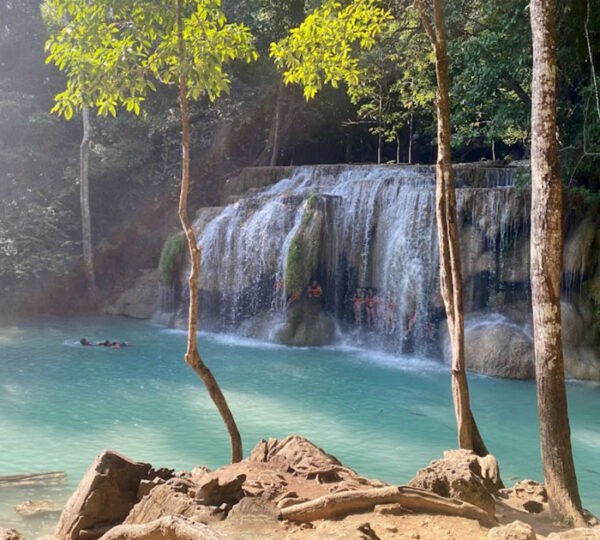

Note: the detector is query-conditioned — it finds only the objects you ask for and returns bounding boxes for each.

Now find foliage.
[44,0,258,118]
[270,0,392,100]
[158,231,187,285]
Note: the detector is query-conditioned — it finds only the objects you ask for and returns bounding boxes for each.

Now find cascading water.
[159,164,535,356]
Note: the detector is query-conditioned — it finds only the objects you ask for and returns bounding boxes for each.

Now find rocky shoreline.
[4,435,598,540]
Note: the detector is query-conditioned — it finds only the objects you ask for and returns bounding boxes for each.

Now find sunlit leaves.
[269,0,392,100]
[44,0,257,118]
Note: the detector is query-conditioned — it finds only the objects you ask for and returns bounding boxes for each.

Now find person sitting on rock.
[286,289,301,308]
[307,280,323,299]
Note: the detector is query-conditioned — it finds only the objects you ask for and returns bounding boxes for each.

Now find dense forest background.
[1,0,599,315]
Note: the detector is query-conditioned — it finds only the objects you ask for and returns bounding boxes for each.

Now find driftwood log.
[0,472,67,488]
[279,485,498,528]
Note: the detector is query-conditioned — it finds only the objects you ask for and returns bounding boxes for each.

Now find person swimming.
[80,338,92,346]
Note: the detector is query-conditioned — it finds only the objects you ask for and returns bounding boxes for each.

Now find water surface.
[1,316,598,537]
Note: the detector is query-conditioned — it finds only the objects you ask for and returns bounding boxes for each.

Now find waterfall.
[152,164,541,355]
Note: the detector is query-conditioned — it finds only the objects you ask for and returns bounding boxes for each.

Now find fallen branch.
[279,485,497,528]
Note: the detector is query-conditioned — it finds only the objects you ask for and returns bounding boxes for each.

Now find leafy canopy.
[269,0,392,100]
[44,0,258,119]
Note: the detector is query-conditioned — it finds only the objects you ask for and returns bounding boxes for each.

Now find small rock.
[357,522,380,540]
[0,529,25,540]
[375,503,405,516]
[14,499,61,517]
[487,520,537,540]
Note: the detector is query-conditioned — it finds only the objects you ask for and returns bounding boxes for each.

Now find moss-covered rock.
[158,232,187,286]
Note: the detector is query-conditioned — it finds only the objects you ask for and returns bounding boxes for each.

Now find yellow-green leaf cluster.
[44,0,257,118]
[269,0,392,100]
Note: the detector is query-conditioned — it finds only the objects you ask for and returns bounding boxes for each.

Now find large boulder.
[442,314,535,379]
[408,449,502,515]
[247,435,385,491]
[101,515,223,540]
[275,299,336,346]
[55,450,152,540]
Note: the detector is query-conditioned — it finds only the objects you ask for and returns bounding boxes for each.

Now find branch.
[585,0,600,122]
[413,0,436,46]
[279,485,497,528]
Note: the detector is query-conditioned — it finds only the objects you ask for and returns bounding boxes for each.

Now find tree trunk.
[408,112,414,165]
[269,83,283,166]
[79,106,99,307]
[529,0,585,525]
[396,133,400,164]
[415,0,488,456]
[176,0,243,464]
[377,92,383,164]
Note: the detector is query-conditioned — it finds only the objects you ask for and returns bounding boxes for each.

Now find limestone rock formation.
[498,480,548,514]
[124,477,223,526]
[247,435,385,490]
[100,515,223,540]
[104,269,159,319]
[408,449,502,515]
[442,314,535,379]
[487,520,537,540]
[55,450,152,540]
[275,299,336,346]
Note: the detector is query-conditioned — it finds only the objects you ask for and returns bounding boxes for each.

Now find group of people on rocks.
[351,288,419,337]
[80,338,130,348]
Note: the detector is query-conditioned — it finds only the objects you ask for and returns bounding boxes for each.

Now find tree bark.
[408,113,413,165]
[415,0,488,456]
[176,0,243,464]
[79,106,99,307]
[529,0,585,525]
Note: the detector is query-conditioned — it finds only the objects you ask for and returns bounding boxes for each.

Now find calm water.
[1,316,599,537]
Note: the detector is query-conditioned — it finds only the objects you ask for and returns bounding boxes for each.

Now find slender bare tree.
[414,0,488,455]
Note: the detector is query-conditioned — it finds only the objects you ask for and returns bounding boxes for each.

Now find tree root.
[279,485,498,528]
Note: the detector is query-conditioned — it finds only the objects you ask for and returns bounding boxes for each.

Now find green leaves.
[269,0,392,100]
[44,0,258,118]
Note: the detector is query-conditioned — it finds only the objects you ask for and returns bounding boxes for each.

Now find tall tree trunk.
[79,106,98,307]
[176,0,243,464]
[269,83,283,166]
[408,113,414,165]
[529,0,585,524]
[396,133,400,164]
[415,0,488,456]
[377,92,383,164]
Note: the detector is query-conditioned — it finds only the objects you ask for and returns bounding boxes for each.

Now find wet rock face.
[408,449,502,515]
[55,450,152,540]
[275,299,336,346]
